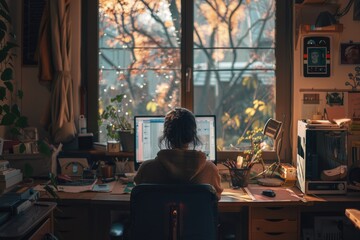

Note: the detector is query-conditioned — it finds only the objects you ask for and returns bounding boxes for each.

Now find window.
[84,0,292,160]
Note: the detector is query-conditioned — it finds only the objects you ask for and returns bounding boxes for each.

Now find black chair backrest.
[130,184,218,240]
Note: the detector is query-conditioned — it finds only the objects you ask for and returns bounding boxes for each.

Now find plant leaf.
[0,19,6,32]
[19,143,26,153]
[15,116,28,128]
[1,112,15,125]
[11,104,20,116]
[0,86,6,101]
[38,140,52,157]
[3,81,13,92]
[1,68,13,81]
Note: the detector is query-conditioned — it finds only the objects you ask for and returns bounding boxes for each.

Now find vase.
[118,130,134,152]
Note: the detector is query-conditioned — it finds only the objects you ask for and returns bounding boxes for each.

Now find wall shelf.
[300,23,344,34]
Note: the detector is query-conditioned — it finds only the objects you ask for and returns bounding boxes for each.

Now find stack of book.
[0,186,39,226]
[0,168,23,194]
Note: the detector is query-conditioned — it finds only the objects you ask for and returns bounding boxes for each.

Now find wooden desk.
[0,202,56,240]
[39,183,360,240]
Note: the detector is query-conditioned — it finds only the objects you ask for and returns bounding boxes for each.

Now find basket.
[229,168,250,188]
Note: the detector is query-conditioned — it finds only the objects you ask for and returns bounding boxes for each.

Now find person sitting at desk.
[134,107,223,200]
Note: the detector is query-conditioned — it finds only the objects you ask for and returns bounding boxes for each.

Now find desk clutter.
[0,186,39,226]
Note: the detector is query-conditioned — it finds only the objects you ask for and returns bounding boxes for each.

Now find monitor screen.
[134,115,217,170]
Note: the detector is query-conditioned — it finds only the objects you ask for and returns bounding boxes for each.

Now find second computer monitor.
[134,115,217,170]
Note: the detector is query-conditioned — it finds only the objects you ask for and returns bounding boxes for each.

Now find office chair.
[129,183,218,240]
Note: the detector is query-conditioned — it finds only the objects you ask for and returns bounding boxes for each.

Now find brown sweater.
[134,149,223,200]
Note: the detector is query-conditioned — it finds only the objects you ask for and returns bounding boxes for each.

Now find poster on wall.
[340,43,360,65]
[302,36,331,77]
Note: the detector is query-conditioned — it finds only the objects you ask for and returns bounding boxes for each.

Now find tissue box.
[78,133,93,150]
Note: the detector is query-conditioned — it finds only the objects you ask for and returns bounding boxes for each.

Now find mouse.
[262,189,276,197]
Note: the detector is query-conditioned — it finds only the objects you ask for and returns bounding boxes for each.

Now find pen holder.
[115,161,134,174]
[229,168,250,188]
[101,165,114,178]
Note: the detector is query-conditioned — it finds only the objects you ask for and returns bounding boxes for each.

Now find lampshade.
[315,11,337,27]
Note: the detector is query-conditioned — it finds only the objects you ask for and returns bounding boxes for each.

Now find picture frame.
[340,43,360,64]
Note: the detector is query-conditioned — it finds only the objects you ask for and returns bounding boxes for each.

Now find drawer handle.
[264,232,285,236]
[265,207,284,210]
[264,219,286,222]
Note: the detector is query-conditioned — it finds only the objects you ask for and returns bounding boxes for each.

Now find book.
[0,168,21,181]
[0,172,23,190]
[0,195,21,213]
[13,199,33,215]
[5,186,33,200]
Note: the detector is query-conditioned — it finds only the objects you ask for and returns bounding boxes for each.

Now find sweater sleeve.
[211,165,224,200]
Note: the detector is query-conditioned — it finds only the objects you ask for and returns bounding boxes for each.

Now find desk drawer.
[29,217,52,240]
[251,219,297,232]
[251,231,297,240]
[251,206,298,219]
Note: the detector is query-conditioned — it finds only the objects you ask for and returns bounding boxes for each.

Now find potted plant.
[99,94,134,152]
[0,1,24,146]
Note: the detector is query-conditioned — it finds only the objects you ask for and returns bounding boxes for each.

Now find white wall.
[293,2,360,160]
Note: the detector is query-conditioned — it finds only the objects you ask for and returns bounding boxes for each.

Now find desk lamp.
[257,118,284,187]
[315,0,359,27]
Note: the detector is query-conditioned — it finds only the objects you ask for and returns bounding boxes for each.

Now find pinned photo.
[340,43,360,64]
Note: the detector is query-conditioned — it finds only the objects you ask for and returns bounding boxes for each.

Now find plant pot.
[107,141,121,152]
[118,130,134,152]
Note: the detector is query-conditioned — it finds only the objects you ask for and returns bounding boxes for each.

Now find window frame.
[83,0,293,162]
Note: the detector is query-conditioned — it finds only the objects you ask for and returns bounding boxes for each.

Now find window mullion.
[181,0,194,110]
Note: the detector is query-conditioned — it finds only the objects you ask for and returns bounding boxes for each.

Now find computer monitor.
[134,115,217,170]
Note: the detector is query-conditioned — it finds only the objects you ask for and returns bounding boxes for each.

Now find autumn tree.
[98,0,275,148]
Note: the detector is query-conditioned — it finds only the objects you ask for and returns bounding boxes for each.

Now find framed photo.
[340,43,360,64]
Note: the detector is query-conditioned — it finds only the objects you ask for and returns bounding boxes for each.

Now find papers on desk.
[221,187,255,201]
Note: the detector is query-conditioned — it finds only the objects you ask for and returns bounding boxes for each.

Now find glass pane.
[99,0,181,142]
[193,0,276,150]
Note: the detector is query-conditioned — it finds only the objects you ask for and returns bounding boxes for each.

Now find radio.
[297,120,348,194]
[306,181,347,195]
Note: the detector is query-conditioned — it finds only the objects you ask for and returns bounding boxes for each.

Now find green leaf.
[0,9,11,24]
[0,19,6,32]
[3,81,13,92]
[1,112,15,125]
[0,0,10,15]
[19,143,26,153]
[0,30,5,42]
[0,47,7,63]
[10,127,21,136]
[43,184,59,200]
[1,68,13,81]
[38,140,52,157]
[2,104,10,113]
[11,104,20,116]
[0,86,6,101]
[111,94,124,103]
[15,116,28,128]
